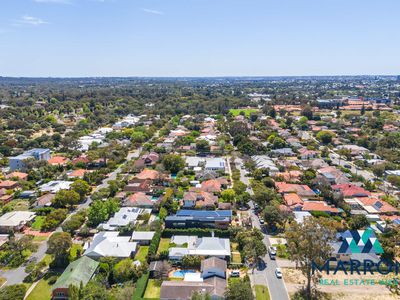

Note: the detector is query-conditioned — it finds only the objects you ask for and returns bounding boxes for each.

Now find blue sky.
[0,0,399,77]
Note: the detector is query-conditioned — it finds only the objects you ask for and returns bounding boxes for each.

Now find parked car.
[230,270,240,277]
[268,246,277,260]
[259,217,265,224]
[275,267,283,278]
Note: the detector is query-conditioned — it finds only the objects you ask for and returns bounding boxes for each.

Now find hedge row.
[162,228,231,238]
[147,230,161,262]
[132,272,149,300]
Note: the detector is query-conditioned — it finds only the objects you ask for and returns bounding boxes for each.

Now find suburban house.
[317,166,350,185]
[332,184,371,198]
[124,192,154,208]
[345,197,398,215]
[5,171,28,181]
[84,231,138,259]
[301,201,340,214]
[168,235,231,260]
[40,181,72,193]
[133,152,160,170]
[251,155,279,175]
[160,257,227,300]
[97,207,152,230]
[182,191,218,209]
[124,179,151,193]
[165,210,232,229]
[131,231,155,245]
[0,180,19,190]
[33,193,55,208]
[200,178,229,194]
[0,211,36,233]
[67,169,91,179]
[48,156,70,166]
[204,158,226,172]
[135,169,162,182]
[52,256,99,300]
[275,182,316,198]
[0,189,13,204]
[9,148,51,171]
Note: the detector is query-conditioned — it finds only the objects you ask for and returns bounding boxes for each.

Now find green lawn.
[229,108,259,117]
[134,246,149,263]
[3,200,30,211]
[69,244,83,260]
[255,285,270,300]
[143,279,161,299]
[33,236,48,243]
[157,238,170,254]
[31,216,45,231]
[26,278,52,300]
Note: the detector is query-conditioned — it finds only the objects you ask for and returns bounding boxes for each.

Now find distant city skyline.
[1,0,400,77]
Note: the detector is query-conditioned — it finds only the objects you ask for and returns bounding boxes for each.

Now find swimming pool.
[172,270,196,278]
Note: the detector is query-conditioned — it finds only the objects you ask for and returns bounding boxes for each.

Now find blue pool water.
[172,270,196,278]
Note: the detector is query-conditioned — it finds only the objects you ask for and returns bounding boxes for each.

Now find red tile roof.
[48,156,69,166]
[136,169,160,180]
[6,172,28,180]
[0,180,19,189]
[275,182,315,197]
[332,184,371,197]
[357,197,398,214]
[284,193,304,207]
[302,201,339,213]
[126,192,153,207]
[69,169,90,178]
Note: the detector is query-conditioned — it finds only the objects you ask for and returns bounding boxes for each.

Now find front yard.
[30,216,45,231]
[25,272,59,300]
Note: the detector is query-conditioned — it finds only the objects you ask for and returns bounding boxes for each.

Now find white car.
[275,267,283,279]
[230,270,240,277]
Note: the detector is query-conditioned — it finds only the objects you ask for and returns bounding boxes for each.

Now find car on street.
[230,270,240,277]
[275,267,283,278]
[259,217,265,224]
[268,246,277,259]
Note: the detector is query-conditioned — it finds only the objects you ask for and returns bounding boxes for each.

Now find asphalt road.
[235,156,289,300]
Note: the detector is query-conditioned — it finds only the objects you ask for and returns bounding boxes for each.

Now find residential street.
[329,152,376,182]
[234,156,289,300]
[0,237,48,286]
[0,147,142,286]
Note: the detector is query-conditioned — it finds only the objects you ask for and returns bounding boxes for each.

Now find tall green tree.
[162,154,185,173]
[285,217,336,299]
[47,232,72,268]
[71,179,91,201]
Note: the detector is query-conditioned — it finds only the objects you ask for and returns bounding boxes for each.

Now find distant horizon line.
[0,74,399,79]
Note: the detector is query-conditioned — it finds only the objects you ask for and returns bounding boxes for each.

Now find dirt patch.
[282,267,397,299]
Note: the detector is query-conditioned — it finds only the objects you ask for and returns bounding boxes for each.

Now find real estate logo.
[338,229,384,254]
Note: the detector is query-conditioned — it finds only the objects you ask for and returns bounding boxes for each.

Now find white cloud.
[16,15,49,26]
[142,8,164,15]
[33,0,72,3]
